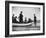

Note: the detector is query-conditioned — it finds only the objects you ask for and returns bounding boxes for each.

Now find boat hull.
[12,22,33,26]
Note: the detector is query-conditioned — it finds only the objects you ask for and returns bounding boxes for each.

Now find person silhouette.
[25,17,27,23]
[19,11,23,23]
[14,16,18,23]
[12,14,14,23]
[34,14,37,26]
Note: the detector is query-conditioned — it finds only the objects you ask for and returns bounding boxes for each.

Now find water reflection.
[12,22,40,31]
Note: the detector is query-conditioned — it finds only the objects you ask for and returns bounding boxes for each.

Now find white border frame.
[9,3,43,35]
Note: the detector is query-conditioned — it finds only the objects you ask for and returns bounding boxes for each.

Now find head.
[15,16,17,18]
[20,11,23,14]
[13,14,14,16]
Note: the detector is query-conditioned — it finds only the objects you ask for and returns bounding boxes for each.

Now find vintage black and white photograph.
[5,1,45,37]
[12,7,40,31]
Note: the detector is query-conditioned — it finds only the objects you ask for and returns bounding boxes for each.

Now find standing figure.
[12,14,14,23]
[19,11,23,23]
[34,14,37,26]
[14,16,18,23]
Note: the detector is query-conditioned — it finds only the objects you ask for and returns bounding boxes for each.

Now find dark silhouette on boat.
[12,11,37,24]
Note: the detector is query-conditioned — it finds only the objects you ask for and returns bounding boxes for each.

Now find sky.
[12,6,40,21]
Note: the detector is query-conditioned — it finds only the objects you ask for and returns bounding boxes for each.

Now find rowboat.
[12,22,33,26]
